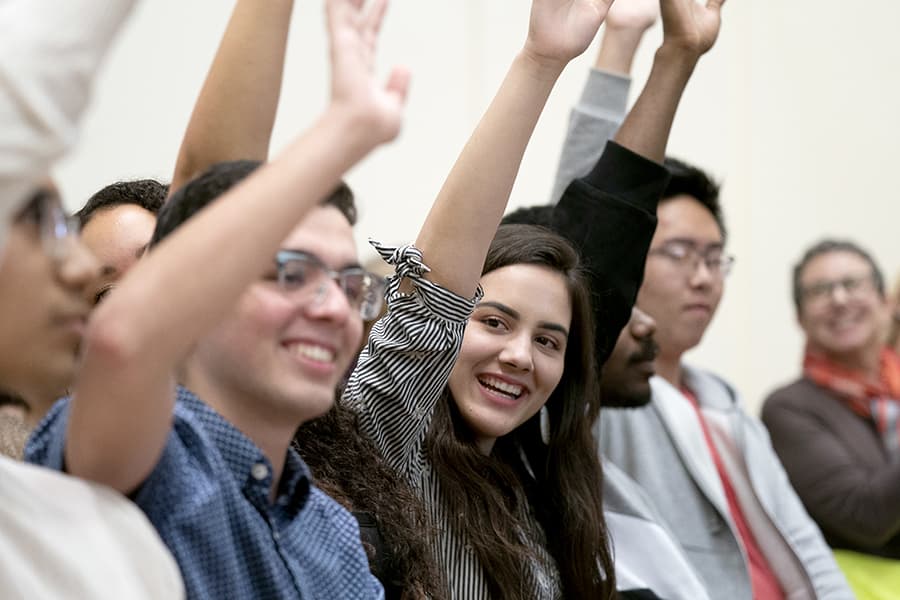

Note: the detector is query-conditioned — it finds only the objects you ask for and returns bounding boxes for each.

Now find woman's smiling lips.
[476,372,529,406]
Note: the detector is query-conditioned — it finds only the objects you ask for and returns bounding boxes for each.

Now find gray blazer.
[597,366,853,600]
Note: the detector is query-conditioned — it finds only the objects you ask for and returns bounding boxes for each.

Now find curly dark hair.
[427,224,614,600]
[294,401,446,600]
[77,179,168,227]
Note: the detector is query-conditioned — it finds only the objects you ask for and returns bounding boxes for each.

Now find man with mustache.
[598,307,712,600]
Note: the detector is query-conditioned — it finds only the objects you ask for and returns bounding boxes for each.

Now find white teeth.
[479,376,524,398]
[292,343,335,364]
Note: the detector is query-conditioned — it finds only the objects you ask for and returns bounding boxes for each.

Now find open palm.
[526,0,616,65]
[327,0,409,143]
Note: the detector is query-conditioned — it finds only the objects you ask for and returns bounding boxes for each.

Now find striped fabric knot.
[369,240,430,281]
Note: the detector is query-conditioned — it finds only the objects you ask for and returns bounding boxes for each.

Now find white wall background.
[55,0,900,414]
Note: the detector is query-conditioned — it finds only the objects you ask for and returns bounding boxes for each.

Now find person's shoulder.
[2,454,133,512]
[685,364,735,386]
[23,397,71,467]
[763,377,820,412]
[681,365,740,407]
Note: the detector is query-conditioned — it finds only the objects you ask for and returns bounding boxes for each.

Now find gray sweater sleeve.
[549,68,631,205]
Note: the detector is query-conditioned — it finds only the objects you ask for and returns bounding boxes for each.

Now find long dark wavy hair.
[294,400,446,599]
[426,224,614,599]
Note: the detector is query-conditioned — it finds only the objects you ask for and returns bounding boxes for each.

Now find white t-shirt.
[0,457,184,599]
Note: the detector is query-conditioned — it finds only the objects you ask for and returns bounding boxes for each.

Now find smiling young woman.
[424,225,608,598]
[338,0,629,594]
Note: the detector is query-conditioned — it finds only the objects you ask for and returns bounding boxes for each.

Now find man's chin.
[600,386,652,409]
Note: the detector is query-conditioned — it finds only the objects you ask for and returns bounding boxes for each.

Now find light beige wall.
[55,0,899,413]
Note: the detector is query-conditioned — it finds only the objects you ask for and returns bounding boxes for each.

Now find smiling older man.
[763,239,900,595]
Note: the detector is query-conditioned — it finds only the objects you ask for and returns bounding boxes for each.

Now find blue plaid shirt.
[27,387,383,600]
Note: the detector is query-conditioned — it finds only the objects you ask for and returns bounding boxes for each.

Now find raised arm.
[550,0,658,203]
[553,0,726,366]
[596,0,659,74]
[613,0,724,161]
[0,0,139,247]
[66,0,408,494]
[415,0,613,298]
[168,0,295,195]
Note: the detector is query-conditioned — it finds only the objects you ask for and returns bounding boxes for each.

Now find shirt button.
[251,463,269,481]
[272,531,280,541]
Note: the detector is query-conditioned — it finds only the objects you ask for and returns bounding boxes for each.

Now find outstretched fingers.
[326,0,408,144]
[365,0,389,39]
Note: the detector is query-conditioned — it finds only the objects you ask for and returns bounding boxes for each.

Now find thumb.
[385,66,411,106]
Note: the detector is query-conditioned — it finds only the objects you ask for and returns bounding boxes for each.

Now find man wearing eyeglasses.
[596,159,852,599]
[27,163,389,599]
[762,240,900,591]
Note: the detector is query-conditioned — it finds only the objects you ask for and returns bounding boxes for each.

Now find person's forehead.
[82,204,156,241]
[479,264,572,325]
[280,205,357,267]
[802,250,872,283]
[656,196,722,242]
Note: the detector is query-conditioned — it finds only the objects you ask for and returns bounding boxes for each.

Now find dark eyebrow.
[135,244,149,259]
[477,301,569,337]
[99,265,118,277]
[477,301,519,320]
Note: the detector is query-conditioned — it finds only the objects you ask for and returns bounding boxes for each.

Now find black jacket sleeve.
[552,141,669,370]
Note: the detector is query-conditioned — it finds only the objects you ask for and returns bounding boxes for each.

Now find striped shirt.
[342,243,562,599]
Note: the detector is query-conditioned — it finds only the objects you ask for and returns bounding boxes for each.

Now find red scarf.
[804,347,900,462]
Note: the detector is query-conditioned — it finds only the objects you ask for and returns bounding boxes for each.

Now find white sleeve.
[0,0,139,246]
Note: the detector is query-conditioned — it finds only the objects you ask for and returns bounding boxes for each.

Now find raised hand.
[327,0,409,143]
[595,0,659,74]
[606,0,659,33]
[525,0,615,68]
[660,0,725,57]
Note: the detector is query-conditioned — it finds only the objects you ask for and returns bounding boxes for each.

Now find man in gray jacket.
[595,157,852,599]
